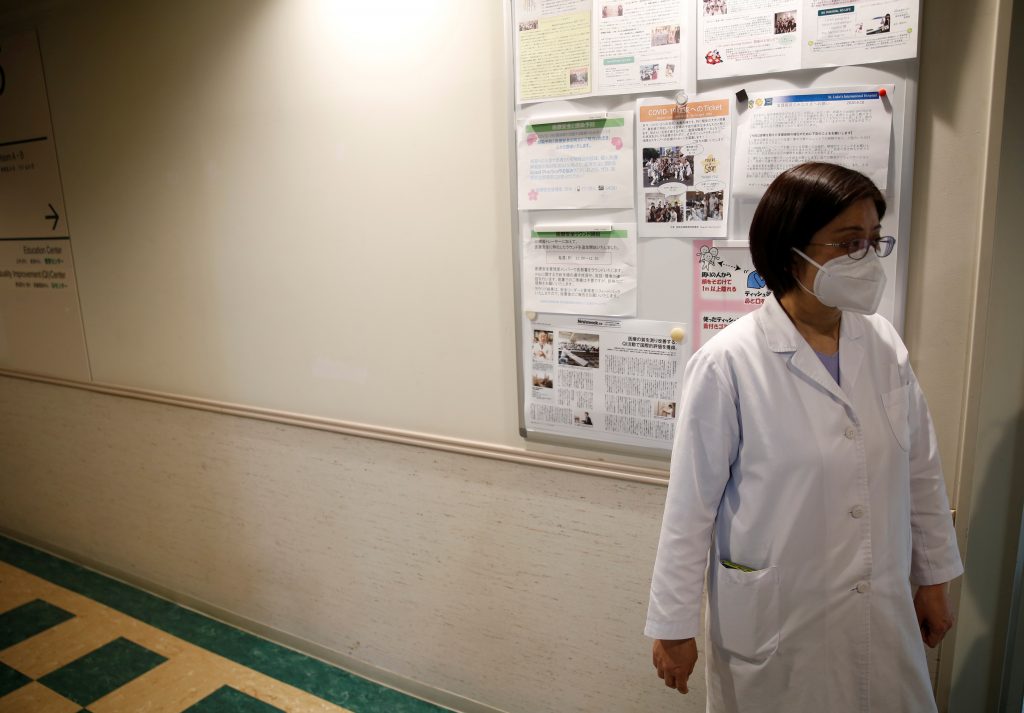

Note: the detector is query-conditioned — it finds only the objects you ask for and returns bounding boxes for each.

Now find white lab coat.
[646,294,963,713]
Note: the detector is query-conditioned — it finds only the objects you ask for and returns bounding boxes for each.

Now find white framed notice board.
[507,0,920,456]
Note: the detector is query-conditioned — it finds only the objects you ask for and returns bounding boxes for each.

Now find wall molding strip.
[0,369,670,486]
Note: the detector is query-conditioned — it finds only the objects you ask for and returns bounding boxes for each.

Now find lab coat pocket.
[882,385,911,451]
[710,564,780,662]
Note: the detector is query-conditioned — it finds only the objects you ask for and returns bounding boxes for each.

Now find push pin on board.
[735,88,748,103]
[675,90,688,106]
[525,311,537,321]
[670,326,686,343]
[878,88,887,97]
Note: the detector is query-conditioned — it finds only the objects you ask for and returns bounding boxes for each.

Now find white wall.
[17,0,526,447]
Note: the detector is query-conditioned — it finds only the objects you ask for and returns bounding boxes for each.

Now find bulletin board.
[508,0,920,455]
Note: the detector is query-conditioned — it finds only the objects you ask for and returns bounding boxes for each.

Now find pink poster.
[691,240,771,351]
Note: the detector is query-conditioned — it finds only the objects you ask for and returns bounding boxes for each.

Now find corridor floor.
[0,535,449,713]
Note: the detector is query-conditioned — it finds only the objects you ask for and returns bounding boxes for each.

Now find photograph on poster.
[651,25,680,46]
[642,149,694,187]
[573,410,595,426]
[774,11,797,34]
[531,330,554,361]
[532,362,554,391]
[703,0,727,15]
[558,332,600,368]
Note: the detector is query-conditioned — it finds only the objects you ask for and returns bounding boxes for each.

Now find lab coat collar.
[756,293,866,413]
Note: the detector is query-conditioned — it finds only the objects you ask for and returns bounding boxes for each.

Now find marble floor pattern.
[0,536,448,713]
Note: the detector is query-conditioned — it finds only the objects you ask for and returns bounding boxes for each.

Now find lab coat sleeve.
[906,366,964,586]
[645,353,739,639]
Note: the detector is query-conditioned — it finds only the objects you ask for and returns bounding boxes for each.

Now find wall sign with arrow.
[0,30,90,381]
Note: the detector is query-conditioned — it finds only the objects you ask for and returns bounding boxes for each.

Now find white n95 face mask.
[791,248,887,314]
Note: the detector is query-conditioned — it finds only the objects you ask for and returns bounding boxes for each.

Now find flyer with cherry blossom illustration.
[516,112,635,210]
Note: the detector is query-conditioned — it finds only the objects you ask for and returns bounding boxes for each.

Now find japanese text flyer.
[522,224,637,316]
[698,0,919,79]
[691,240,770,350]
[804,0,919,67]
[516,0,690,103]
[524,316,688,449]
[734,87,892,195]
[637,97,731,237]
[516,0,592,103]
[517,113,635,209]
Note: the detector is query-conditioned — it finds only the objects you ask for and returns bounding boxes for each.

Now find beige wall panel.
[0,375,705,713]
[907,0,1005,496]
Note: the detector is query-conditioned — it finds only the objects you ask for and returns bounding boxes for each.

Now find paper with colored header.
[517,113,634,209]
[733,86,892,195]
[636,96,731,238]
[522,222,637,316]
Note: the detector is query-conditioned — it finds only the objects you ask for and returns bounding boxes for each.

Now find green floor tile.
[0,535,451,713]
[0,598,76,650]
[183,685,285,712]
[0,661,32,698]
[37,636,167,706]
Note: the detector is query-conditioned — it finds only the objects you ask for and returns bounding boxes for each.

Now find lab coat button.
[844,427,857,440]
[855,581,871,594]
[850,505,865,519]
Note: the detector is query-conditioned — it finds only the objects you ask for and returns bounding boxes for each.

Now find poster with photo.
[515,0,592,103]
[804,0,919,67]
[697,0,802,80]
[517,113,634,209]
[636,97,731,237]
[524,315,689,449]
[734,86,892,196]
[697,0,919,80]
[690,240,771,350]
[515,0,690,103]
[522,223,637,316]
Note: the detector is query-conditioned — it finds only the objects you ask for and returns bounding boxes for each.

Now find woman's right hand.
[652,638,698,694]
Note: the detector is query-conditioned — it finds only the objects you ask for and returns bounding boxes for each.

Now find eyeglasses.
[808,235,896,260]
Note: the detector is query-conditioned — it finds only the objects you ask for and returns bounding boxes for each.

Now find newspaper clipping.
[524,316,688,449]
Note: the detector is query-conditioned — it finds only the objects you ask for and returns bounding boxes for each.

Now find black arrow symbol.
[45,203,59,231]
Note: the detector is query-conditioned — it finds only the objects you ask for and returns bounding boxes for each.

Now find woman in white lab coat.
[646,162,963,712]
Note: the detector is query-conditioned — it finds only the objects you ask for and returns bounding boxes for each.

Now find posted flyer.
[690,240,770,350]
[734,86,892,195]
[522,224,637,316]
[524,315,688,449]
[516,0,690,103]
[637,96,731,237]
[697,0,919,79]
[517,113,634,209]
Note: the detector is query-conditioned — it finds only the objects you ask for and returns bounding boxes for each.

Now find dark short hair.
[749,162,886,295]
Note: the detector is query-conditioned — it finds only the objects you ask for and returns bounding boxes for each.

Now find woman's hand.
[914,583,955,648]
[653,638,698,693]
